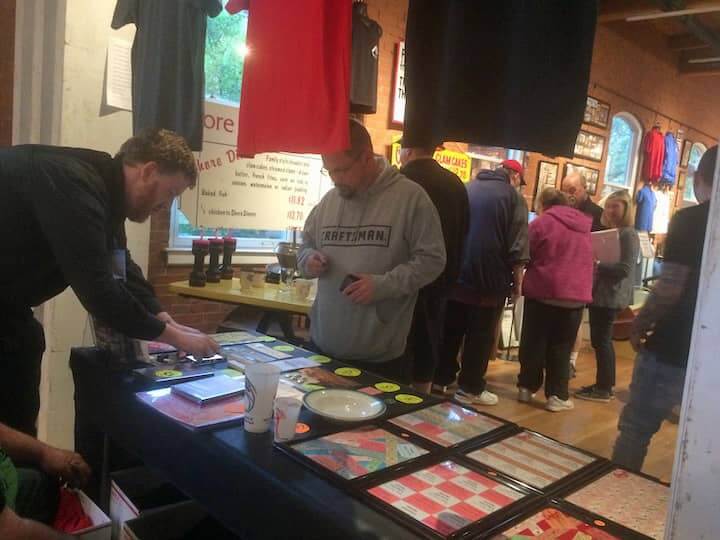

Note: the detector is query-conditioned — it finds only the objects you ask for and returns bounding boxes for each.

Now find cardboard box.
[73,490,111,540]
[122,501,236,540]
[110,467,186,540]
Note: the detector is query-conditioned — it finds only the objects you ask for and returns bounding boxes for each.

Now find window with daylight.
[603,112,641,194]
[684,142,708,205]
[170,8,289,250]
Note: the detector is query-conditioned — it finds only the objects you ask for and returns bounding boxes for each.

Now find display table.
[169,279,312,315]
[70,347,421,540]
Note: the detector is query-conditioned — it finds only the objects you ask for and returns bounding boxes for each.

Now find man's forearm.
[634,261,689,332]
[0,423,46,467]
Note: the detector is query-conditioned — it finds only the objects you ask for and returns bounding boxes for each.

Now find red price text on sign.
[287,210,304,221]
[288,195,306,206]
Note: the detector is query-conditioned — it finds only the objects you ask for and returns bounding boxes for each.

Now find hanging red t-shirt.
[226,0,351,156]
[642,128,665,183]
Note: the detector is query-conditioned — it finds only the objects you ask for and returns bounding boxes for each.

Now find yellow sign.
[391,139,472,182]
[335,367,362,377]
[375,382,401,393]
[395,393,424,405]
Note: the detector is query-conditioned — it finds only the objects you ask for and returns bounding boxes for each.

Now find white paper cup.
[244,363,281,433]
[239,271,254,290]
[274,397,302,442]
[292,279,312,301]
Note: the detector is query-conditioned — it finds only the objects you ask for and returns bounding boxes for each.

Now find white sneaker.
[517,388,534,403]
[432,381,459,396]
[545,395,574,412]
[455,389,499,406]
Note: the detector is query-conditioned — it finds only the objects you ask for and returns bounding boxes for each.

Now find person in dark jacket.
[0,129,219,436]
[399,141,470,394]
[562,171,604,232]
[435,167,529,406]
[576,190,640,403]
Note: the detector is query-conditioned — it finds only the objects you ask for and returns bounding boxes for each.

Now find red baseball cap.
[500,159,526,185]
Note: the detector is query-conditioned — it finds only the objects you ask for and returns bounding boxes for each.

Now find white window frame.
[603,112,642,194]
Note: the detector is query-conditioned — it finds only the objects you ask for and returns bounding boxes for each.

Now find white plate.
[303,389,387,422]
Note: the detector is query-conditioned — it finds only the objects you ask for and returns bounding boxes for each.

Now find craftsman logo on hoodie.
[320,225,391,247]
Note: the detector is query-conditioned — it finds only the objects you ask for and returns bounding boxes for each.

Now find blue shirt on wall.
[635,184,657,232]
[662,132,679,183]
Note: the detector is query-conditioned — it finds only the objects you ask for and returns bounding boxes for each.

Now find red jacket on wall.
[523,206,593,305]
[642,127,665,183]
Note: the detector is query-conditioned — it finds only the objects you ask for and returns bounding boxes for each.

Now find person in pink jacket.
[518,188,593,412]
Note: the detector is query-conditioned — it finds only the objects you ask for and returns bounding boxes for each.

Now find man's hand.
[630,321,651,352]
[157,312,204,336]
[344,274,375,305]
[306,252,329,277]
[39,447,91,488]
[159,325,220,358]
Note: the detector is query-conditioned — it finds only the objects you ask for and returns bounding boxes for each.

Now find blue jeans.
[612,350,686,471]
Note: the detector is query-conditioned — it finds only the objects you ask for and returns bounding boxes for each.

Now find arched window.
[603,112,642,194]
[684,142,708,205]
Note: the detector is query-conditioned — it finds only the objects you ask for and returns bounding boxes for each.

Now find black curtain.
[403,0,598,157]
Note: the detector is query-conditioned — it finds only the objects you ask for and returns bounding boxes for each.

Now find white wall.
[23,0,148,448]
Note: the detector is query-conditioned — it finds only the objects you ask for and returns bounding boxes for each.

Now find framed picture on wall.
[681,139,693,168]
[574,130,606,162]
[676,171,686,207]
[532,161,560,210]
[583,96,611,129]
[565,162,600,196]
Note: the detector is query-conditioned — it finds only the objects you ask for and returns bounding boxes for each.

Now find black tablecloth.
[70,347,420,540]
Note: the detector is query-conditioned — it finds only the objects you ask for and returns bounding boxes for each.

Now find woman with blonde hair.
[576,190,640,402]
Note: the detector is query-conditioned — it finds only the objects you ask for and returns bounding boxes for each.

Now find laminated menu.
[564,469,668,539]
[136,387,245,429]
[389,401,506,447]
[466,431,596,489]
[490,506,619,539]
[291,426,428,480]
[212,330,275,345]
[367,460,526,536]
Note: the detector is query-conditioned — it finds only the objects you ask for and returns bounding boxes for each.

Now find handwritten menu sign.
[180,101,332,230]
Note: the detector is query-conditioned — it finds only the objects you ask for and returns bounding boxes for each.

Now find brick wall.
[0,1,15,146]
[149,6,719,330]
[523,24,719,209]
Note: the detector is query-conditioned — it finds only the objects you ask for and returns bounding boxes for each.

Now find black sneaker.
[575,385,612,403]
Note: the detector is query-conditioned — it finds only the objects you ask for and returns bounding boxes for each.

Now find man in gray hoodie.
[298,121,446,381]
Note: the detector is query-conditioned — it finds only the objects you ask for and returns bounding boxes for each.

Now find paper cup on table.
[244,363,281,433]
[292,279,312,301]
[239,271,254,290]
[274,397,302,442]
[252,272,266,289]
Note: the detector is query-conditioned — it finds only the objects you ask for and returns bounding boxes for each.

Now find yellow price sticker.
[335,367,361,377]
[308,355,332,364]
[395,394,423,405]
[154,369,182,379]
[274,345,295,352]
[375,382,401,393]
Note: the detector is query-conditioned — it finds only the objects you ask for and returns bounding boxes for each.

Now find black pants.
[0,308,45,436]
[589,306,619,391]
[436,301,503,394]
[518,299,583,401]
[406,287,448,383]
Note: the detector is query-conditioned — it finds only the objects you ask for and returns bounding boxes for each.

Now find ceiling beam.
[679,60,720,74]
[680,48,720,61]
[599,0,720,23]
[668,33,711,50]
[681,15,720,57]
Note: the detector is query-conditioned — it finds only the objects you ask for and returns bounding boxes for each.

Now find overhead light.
[626,6,720,21]
[688,56,720,64]
[235,43,250,58]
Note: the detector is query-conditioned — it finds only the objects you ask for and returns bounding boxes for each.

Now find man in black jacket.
[0,129,219,435]
[435,167,529,405]
[399,142,469,393]
[561,171,604,232]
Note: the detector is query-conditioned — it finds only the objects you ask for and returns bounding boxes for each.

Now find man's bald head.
[561,172,588,208]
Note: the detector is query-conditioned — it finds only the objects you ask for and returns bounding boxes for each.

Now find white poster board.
[180,101,333,230]
[106,37,133,111]
[390,41,406,127]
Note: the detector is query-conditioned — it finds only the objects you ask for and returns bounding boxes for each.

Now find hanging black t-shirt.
[646,202,710,366]
[111,0,223,151]
[402,0,597,156]
[350,2,382,114]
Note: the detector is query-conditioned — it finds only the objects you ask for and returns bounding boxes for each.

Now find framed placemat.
[463,430,608,496]
[387,401,515,450]
[558,467,669,540]
[362,458,538,539]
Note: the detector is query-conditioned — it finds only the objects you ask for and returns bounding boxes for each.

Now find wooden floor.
[481,340,678,482]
